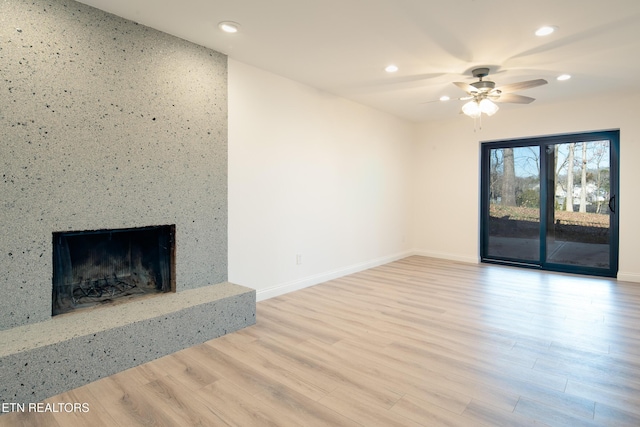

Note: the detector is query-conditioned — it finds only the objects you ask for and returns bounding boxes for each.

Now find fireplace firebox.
[52,225,175,316]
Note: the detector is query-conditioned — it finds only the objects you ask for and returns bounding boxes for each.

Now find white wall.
[228,60,415,299]
[229,60,640,293]
[412,91,640,282]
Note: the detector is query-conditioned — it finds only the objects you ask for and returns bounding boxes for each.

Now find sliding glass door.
[481,131,619,277]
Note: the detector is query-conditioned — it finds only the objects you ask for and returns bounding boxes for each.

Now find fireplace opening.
[52,225,175,316]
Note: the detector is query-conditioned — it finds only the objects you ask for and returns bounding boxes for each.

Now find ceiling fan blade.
[495,79,548,93]
[493,93,536,104]
[420,94,474,104]
[453,82,477,94]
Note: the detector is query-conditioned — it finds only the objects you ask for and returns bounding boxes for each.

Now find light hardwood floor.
[2,256,640,426]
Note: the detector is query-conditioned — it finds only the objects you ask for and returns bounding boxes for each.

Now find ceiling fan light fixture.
[557,74,572,81]
[439,95,450,101]
[462,100,481,118]
[479,99,499,116]
[385,65,399,73]
[462,99,499,118]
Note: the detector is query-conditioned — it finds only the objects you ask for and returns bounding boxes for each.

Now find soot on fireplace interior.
[52,225,175,316]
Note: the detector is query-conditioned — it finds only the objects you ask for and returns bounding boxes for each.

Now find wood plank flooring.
[2,256,640,426]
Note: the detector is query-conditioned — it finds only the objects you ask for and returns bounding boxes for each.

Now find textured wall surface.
[0,0,228,330]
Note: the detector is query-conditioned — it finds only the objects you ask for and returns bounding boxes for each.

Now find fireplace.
[52,225,176,316]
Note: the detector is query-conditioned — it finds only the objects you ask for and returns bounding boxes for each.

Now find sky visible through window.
[491,140,609,179]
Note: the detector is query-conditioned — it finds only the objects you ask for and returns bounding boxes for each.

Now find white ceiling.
[75,0,640,123]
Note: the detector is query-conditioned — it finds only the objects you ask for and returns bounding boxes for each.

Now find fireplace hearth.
[52,225,176,316]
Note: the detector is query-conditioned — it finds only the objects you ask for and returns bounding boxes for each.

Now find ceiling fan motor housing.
[470,68,495,92]
[471,80,496,92]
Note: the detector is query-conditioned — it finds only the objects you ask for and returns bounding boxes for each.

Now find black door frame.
[480,129,619,278]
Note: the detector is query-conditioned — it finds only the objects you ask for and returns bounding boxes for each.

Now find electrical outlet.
[296,254,302,265]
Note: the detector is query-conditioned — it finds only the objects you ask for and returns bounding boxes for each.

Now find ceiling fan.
[453,68,548,118]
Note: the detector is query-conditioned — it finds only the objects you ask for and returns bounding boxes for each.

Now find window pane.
[546,140,610,268]
[486,146,540,262]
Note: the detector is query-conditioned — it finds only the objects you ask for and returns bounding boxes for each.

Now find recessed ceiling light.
[440,96,450,101]
[557,74,572,81]
[385,65,399,73]
[535,25,557,36]
[218,21,240,33]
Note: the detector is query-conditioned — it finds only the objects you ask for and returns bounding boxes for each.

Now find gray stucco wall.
[0,0,228,330]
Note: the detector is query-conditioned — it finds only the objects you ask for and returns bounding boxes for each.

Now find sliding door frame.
[480,129,619,278]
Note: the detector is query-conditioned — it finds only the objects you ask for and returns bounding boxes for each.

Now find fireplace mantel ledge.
[0,282,250,358]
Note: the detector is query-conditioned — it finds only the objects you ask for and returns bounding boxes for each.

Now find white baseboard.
[255,252,640,301]
[256,250,414,301]
[411,249,479,265]
[617,271,640,283]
